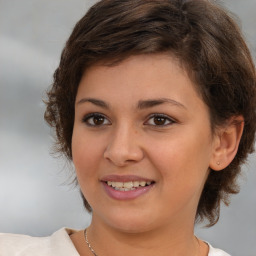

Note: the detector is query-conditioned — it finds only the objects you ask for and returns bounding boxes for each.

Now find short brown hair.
[44,0,256,226]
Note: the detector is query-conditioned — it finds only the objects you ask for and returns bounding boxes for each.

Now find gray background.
[0,1,255,255]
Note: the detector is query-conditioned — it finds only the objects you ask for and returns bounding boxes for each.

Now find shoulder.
[0,228,80,256]
[207,242,231,256]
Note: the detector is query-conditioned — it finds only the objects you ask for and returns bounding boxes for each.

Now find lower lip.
[102,182,154,200]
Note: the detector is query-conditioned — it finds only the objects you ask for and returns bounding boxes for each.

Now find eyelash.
[82,113,176,127]
[145,114,176,127]
[82,113,111,127]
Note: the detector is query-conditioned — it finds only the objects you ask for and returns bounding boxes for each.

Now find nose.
[103,124,144,167]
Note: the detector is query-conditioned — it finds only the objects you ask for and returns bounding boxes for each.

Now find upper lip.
[100,175,154,182]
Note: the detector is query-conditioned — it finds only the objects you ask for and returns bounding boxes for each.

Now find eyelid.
[81,112,176,127]
[82,112,111,126]
[144,113,176,126]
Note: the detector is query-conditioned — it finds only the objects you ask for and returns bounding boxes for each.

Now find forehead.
[79,54,193,92]
[76,54,207,115]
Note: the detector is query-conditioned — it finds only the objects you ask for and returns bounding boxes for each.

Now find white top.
[0,228,231,256]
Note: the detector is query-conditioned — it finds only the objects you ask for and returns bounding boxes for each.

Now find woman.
[1,0,255,255]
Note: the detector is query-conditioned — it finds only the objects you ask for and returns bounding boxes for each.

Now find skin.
[70,54,242,256]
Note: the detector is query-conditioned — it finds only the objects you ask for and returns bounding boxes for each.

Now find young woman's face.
[72,54,217,232]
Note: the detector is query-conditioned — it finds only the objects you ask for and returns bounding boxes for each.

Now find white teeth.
[106,180,153,191]
[115,182,123,188]
[114,187,125,191]
[123,181,133,189]
[139,181,146,186]
[133,181,140,187]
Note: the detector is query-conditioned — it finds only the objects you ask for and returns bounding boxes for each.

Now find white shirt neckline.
[0,227,231,256]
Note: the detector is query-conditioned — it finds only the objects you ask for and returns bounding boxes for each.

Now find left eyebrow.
[137,98,186,110]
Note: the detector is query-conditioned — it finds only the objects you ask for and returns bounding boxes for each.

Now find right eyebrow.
[76,98,109,109]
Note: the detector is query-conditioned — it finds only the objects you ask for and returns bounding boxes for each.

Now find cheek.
[146,132,212,186]
[72,136,102,203]
[72,132,102,180]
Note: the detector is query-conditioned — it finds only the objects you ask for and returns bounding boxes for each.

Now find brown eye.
[93,116,105,125]
[153,116,167,125]
[83,113,111,126]
[146,114,175,126]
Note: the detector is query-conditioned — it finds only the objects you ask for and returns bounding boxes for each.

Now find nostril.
[103,144,144,166]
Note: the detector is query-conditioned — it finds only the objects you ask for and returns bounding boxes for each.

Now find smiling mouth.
[105,181,154,191]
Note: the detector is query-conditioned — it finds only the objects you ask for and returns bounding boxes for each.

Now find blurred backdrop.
[0,1,255,255]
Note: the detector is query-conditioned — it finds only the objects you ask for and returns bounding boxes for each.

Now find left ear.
[209,115,244,171]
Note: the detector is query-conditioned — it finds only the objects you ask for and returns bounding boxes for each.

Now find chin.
[99,208,157,234]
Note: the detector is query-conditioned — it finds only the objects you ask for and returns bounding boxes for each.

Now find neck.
[87,216,200,256]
